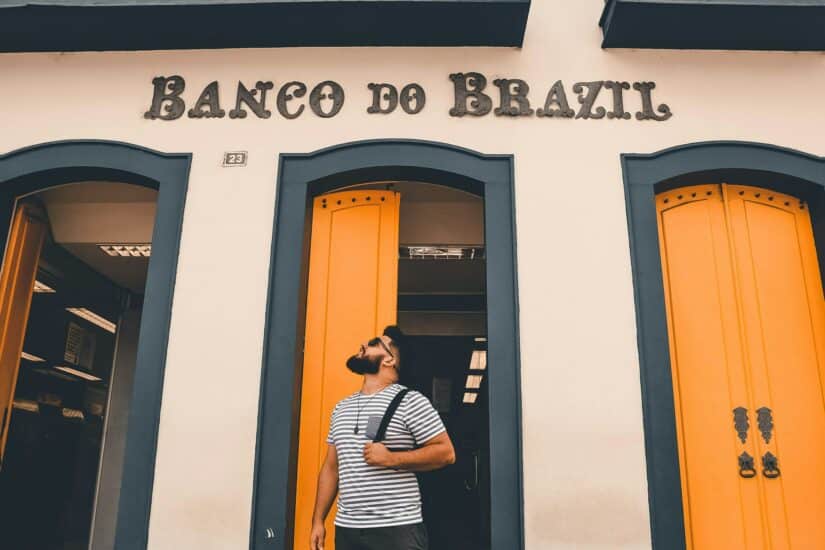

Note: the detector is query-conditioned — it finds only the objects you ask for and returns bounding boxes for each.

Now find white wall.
[3,1,825,548]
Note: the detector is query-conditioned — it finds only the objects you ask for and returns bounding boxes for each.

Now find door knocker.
[762,452,781,479]
[738,452,757,478]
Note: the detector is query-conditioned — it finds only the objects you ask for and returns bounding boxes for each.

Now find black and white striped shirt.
[326,383,446,528]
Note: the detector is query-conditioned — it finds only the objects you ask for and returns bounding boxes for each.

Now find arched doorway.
[623,141,825,549]
[0,140,189,550]
[250,140,523,550]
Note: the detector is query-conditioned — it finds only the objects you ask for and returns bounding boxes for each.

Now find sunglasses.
[367,336,395,358]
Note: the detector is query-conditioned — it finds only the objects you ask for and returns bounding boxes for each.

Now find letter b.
[144,76,186,121]
[449,73,492,117]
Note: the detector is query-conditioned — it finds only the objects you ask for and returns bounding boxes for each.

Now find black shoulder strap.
[374,389,409,442]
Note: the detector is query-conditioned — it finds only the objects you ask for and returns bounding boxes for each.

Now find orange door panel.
[0,203,47,467]
[293,190,400,550]
[656,185,764,550]
[658,183,825,549]
[724,185,825,549]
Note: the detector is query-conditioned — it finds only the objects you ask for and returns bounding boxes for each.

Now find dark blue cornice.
[601,0,825,51]
[0,0,531,52]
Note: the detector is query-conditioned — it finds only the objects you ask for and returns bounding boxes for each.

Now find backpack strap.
[374,389,409,443]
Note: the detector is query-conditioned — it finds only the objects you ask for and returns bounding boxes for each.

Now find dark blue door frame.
[622,140,825,550]
[0,140,190,550]
[249,139,524,550]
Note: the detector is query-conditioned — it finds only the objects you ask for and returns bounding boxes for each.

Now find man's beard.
[346,354,381,375]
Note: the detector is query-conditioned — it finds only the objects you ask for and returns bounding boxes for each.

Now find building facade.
[1,1,824,549]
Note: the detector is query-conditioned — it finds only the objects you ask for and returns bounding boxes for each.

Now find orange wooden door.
[724,185,825,549]
[657,183,825,549]
[293,190,400,550]
[656,185,764,549]
[0,203,47,468]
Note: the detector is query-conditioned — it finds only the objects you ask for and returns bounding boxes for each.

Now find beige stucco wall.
[2,1,825,548]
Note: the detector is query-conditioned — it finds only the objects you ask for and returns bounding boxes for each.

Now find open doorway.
[390,182,490,550]
[251,140,522,550]
[0,181,157,550]
[291,180,490,550]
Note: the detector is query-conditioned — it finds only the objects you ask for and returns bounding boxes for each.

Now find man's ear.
[381,355,397,368]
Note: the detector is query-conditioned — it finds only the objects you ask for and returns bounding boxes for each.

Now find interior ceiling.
[342,180,486,295]
[36,181,158,204]
[37,181,157,293]
[33,180,483,296]
[346,181,485,246]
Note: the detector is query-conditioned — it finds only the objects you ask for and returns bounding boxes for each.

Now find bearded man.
[309,325,456,550]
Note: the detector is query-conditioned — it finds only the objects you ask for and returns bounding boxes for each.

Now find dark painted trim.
[250,139,523,550]
[0,0,530,52]
[601,0,825,51]
[0,140,190,550]
[621,140,825,550]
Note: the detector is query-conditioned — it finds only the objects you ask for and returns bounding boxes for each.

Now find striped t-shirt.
[326,383,446,528]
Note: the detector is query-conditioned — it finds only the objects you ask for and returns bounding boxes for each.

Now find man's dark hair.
[383,325,404,350]
[383,325,405,368]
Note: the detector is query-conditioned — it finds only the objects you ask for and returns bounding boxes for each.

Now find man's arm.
[364,432,456,472]
[309,444,338,550]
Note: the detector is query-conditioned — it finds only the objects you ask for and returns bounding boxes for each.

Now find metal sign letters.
[145,73,672,122]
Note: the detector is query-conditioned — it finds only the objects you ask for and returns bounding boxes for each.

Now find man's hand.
[364,442,396,467]
[310,521,326,550]
[368,432,456,472]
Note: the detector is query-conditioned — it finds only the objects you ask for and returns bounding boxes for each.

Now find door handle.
[762,452,781,479]
[732,407,781,479]
[738,452,757,478]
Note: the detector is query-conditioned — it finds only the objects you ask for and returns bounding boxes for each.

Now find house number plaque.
[222,151,247,167]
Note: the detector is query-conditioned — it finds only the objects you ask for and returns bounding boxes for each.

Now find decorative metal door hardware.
[762,452,781,479]
[757,407,774,444]
[738,452,757,478]
[733,406,749,444]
